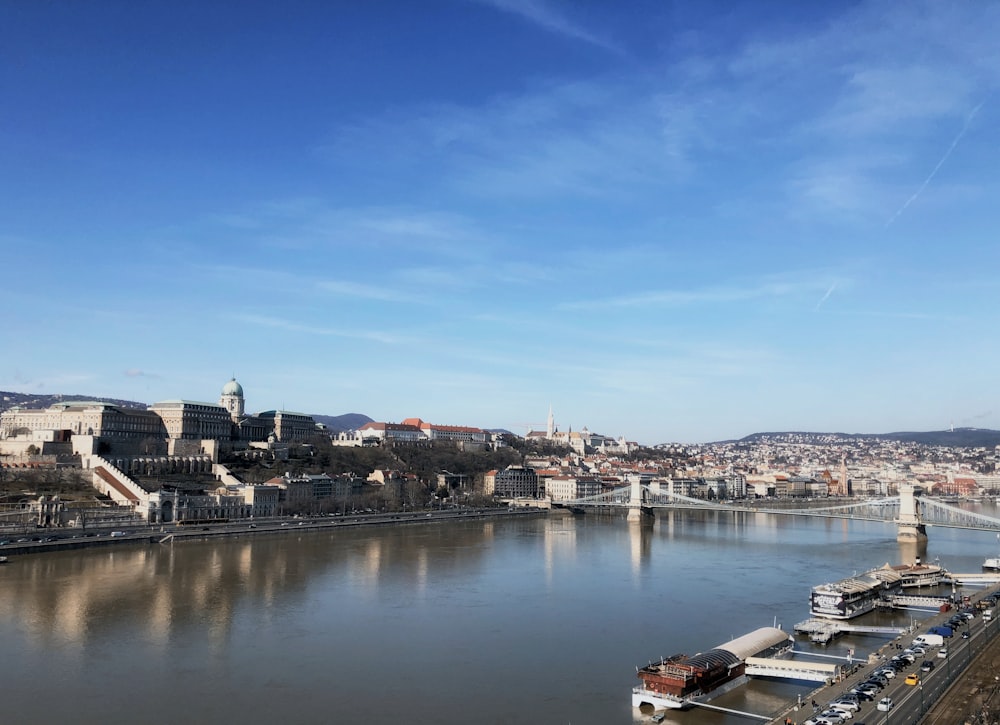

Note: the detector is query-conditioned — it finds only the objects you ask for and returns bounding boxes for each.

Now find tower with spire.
[547,405,555,439]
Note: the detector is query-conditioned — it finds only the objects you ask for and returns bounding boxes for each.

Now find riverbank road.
[774,585,1000,725]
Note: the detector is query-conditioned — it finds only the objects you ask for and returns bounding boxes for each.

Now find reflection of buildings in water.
[1,522,506,654]
[361,537,384,593]
[415,547,428,596]
[628,519,652,583]
[542,515,577,589]
[0,539,305,652]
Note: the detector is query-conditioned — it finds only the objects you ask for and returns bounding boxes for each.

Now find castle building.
[0,378,320,458]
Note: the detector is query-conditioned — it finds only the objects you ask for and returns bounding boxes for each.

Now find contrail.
[816,282,837,309]
[885,98,987,228]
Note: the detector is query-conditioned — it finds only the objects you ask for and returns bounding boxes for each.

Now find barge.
[632,626,793,711]
[892,558,948,588]
[810,565,903,620]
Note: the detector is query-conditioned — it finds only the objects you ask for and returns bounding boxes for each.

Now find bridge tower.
[896,482,927,542]
[627,476,644,522]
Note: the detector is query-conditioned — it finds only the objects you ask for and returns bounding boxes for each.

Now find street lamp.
[919,681,924,714]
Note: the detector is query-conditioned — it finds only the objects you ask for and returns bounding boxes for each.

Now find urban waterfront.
[2,507,998,725]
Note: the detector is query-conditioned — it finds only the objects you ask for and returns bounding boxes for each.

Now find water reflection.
[1,511,997,725]
[1,522,506,653]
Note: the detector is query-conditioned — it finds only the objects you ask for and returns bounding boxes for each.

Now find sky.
[2,1,1000,445]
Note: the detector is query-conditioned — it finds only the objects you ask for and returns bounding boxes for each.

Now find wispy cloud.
[232,314,409,345]
[316,280,417,303]
[319,79,694,201]
[559,277,836,311]
[471,0,624,55]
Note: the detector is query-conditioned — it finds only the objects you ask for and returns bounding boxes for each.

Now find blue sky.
[2,1,999,444]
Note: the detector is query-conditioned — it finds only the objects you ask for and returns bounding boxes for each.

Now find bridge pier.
[897,482,928,543]
[627,476,652,521]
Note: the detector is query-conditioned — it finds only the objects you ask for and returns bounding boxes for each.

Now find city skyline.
[2,1,999,445]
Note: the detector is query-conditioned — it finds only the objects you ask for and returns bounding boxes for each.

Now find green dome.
[222,378,244,397]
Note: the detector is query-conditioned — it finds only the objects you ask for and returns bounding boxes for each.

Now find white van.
[913,633,944,647]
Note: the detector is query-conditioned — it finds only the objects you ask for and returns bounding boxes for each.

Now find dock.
[744,656,840,683]
[946,571,1000,585]
[794,618,908,644]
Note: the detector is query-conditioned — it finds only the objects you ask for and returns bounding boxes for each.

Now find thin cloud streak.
[816,282,837,309]
[885,98,989,227]
[316,280,417,303]
[472,0,624,55]
[232,314,407,345]
[559,278,836,311]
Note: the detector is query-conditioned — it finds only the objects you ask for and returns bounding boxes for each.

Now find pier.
[946,571,1000,585]
[744,656,840,683]
[773,584,1000,724]
[794,618,909,644]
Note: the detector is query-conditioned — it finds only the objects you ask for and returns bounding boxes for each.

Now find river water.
[1,507,997,725]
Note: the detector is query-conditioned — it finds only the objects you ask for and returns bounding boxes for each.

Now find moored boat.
[810,566,903,620]
[891,558,948,588]
[632,627,793,710]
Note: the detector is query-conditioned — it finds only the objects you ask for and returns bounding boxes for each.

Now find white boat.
[983,557,1000,571]
[810,566,903,620]
[892,558,948,587]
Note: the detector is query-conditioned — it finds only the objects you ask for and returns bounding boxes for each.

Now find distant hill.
[312,413,373,432]
[732,428,1000,448]
[0,391,146,410]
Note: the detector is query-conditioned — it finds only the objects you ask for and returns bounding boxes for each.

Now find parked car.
[819,710,850,723]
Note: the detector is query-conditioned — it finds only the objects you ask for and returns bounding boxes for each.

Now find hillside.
[733,428,1000,448]
[0,391,146,410]
[312,413,373,432]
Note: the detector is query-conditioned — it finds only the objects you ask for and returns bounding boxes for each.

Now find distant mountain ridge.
[0,390,371,433]
[312,413,373,432]
[731,428,1000,448]
[1,390,146,410]
[5,390,996,446]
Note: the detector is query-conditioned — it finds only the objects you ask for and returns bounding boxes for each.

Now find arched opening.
[161,500,174,523]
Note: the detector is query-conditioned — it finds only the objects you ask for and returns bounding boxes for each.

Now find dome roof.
[221,378,244,397]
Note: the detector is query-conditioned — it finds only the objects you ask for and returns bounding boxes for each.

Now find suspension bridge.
[558,482,1000,541]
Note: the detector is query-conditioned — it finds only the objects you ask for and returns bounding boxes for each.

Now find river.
[1,506,998,724]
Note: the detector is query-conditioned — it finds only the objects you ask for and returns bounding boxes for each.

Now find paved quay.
[0,506,544,557]
[771,584,1000,725]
